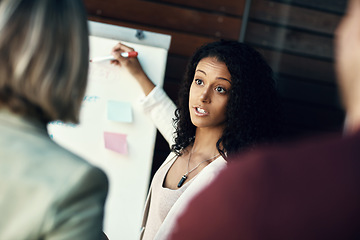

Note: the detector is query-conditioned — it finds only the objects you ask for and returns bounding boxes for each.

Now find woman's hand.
[111,42,145,78]
[111,42,155,95]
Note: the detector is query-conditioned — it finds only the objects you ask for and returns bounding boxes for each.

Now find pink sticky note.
[104,132,128,154]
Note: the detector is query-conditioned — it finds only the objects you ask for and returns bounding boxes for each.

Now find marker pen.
[89,51,138,62]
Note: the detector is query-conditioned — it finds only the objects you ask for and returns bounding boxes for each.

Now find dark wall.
[247,0,346,138]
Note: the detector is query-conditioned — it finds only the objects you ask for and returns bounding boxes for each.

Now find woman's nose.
[200,87,211,103]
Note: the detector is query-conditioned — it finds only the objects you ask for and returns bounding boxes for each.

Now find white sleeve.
[139,86,177,148]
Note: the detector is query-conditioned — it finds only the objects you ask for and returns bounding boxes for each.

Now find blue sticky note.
[107,100,133,123]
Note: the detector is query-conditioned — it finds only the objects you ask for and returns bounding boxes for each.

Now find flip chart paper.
[47,22,170,239]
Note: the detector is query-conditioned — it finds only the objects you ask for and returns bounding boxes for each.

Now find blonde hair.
[0,0,89,123]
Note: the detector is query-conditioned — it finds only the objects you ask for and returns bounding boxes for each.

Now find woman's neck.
[191,127,223,157]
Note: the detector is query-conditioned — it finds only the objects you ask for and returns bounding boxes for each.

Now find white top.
[142,155,195,240]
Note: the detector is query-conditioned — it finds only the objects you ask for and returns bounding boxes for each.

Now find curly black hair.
[171,40,282,160]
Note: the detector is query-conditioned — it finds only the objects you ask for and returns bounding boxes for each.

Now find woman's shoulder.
[0,119,103,186]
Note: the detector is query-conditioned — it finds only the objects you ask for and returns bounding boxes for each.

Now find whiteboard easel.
[47,21,171,240]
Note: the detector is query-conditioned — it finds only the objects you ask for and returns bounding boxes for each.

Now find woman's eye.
[215,86,226,93]
[195,79,203,85]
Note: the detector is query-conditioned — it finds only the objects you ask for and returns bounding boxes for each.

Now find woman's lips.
[193,106,209,116]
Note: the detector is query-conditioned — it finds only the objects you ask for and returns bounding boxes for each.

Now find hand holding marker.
[90,51,138,62]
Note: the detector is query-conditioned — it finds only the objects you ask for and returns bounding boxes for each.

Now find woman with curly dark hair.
[111,40,282,240]
[172,40,281,158]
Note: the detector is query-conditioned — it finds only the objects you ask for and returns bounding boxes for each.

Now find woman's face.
[188,57,232,131]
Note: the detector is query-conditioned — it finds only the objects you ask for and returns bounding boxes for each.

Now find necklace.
[177,150,220,188]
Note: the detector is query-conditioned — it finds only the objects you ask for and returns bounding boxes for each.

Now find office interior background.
[83,0,347,178]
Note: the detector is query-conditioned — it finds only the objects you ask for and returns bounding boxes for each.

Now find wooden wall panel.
[250,0,341,34]
[84,0,242,39]
[246,0,347,137]
[274,0,347,14]
[151,0,246,16]
[259,49,336,84]
[247,22,334,59]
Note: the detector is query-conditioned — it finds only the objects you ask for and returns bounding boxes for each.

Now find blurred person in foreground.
[169,0,360,239]
[0,0,108,239]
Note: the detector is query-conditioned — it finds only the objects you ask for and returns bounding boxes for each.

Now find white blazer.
[139,87,227,239]
[0,109,108,240]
